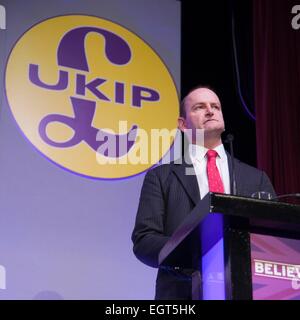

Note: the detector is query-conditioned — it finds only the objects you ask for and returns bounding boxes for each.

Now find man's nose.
[205,105,214,116]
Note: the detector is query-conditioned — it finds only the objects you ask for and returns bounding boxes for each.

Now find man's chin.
[204,127,224,134]
[204,127,224,139]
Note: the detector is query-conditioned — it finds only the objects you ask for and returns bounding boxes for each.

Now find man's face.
[178,88,225,136]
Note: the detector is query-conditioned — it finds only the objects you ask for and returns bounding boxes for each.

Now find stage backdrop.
[0,0,180,299]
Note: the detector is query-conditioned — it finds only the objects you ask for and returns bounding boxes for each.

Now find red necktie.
[206,150,224,193]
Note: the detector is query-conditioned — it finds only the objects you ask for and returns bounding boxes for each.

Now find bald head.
[178,87,225,146]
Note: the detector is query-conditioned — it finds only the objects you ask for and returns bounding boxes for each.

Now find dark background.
[181,0,256,166]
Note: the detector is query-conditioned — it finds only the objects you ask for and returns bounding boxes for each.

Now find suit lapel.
[171,152,243,204]
[171,159,200,206]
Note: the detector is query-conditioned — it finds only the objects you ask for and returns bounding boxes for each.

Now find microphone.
[272,193,300,202]
[224,134,237,196]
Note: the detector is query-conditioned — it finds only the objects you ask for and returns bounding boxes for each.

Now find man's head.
[178,86,225,146]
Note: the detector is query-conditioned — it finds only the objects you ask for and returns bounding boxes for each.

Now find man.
[131,86,275,300]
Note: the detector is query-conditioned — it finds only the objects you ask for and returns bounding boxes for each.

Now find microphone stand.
[225,134,237,196]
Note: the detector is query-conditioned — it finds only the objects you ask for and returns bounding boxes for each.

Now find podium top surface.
[211,193,300,224]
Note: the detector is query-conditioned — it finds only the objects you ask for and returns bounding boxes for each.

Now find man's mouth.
[204,119,217,124]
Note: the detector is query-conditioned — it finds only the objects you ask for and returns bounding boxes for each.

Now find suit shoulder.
[235,158,264,176]
[145,163,173,178]
[144,163,179,189]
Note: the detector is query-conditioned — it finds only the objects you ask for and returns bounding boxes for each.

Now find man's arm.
[132,168,170,268]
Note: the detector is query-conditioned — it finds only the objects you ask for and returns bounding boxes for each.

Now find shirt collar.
[189,143,227,163]
[215,144,227,162]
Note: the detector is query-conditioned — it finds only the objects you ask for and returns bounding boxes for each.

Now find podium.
[158,193,300,300]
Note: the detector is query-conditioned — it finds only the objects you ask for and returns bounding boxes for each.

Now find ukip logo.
[5,16,178,179]
[32,27,142,157]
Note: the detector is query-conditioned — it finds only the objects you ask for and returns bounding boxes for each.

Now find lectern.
[158,193,300,300]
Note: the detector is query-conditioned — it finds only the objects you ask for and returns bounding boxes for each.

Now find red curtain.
[253,0,300,195]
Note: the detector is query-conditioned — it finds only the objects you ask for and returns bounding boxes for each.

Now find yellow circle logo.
[5,15,178,179]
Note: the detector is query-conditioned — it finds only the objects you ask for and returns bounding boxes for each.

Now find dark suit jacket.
[131,153,276,300]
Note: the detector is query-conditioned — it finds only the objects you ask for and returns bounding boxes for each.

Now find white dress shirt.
[189,143,230,199]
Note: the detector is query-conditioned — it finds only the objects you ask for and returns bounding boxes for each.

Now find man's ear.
[178,117,186,132]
